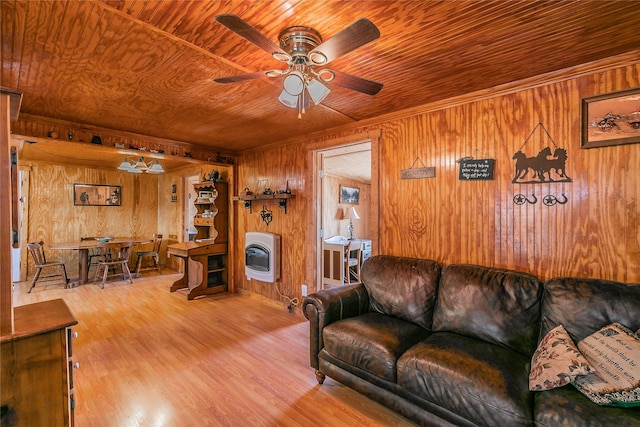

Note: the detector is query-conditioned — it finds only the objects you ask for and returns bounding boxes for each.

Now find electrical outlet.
[167,251,171,258]
[301,284,308,297]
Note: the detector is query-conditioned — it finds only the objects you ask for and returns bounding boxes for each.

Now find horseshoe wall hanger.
[513,194,537,205]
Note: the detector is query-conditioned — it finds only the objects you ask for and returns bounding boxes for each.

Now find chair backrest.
[98,241,134,262]
[27,241,47,266]
[152,234,163,253]
[343,241,361,263]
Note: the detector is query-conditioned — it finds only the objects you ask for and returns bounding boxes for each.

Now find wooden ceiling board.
[2,0,640,152]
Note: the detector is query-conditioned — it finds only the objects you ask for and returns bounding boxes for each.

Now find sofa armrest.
[303,283,370,370]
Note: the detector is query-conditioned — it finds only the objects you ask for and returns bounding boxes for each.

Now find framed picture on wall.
[340,185,360,204]
[74,184,121,206]
[581,87,640,148]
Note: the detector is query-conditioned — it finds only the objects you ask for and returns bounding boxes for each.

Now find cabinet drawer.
[194,217,214,226]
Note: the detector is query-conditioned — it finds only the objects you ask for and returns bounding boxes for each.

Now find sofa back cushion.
[541,277,640,342]
[360,255,441,330]
[432,264,543,356]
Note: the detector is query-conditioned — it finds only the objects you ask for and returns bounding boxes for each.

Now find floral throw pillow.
[529,324,594,391]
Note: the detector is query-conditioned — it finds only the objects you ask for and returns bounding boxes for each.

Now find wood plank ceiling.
[2,0,640,153]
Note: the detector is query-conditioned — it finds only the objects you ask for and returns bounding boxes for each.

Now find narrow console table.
[167,241,227,300]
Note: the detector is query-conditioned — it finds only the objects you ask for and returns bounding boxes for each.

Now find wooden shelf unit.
[193,181,228,242]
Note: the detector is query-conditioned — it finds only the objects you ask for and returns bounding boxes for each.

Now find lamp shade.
[117,159,133,171]
[146,160,165,174]
[344,206,360,220]
[283,71,305,96]
[307,79,330,105]
[278,89,298,108]
[133,157,148,171]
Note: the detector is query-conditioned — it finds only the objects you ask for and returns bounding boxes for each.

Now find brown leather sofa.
[303,255,640,427]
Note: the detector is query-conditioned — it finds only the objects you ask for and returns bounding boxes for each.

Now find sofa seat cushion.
[398,332,534,427]
[534,386,640,427]
[322,312,430,382]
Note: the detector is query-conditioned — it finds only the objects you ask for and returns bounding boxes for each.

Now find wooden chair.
[81,236,105,271]
[93,241,134,288]
[26,241,69,293]
[135,234,163,275]
[344,243,362,285]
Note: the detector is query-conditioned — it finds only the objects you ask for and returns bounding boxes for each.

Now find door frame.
[308,129,381,293]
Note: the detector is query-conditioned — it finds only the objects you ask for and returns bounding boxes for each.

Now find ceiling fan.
[214,14,383,117]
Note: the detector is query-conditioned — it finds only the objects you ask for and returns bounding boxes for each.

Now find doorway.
[314,139,377,291]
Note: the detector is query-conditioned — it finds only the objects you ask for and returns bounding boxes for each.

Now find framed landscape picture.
[340,185,360,204]
[581,88,640,148]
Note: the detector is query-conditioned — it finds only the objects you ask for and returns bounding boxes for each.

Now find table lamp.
[344,207,360,240]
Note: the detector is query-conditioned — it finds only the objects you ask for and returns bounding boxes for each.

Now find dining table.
[51,237,152,286]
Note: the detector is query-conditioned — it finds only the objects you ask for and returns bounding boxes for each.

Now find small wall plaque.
[401,157,435,180]
[401,167,436,180]
[459,159,495,180]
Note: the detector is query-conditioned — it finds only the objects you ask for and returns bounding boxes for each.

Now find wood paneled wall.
[235,61,640,306]
[233,143,307,307]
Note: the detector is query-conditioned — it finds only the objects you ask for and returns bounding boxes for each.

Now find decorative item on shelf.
[344,206,360,240]
[206,169,220,182]
[241,187,252,196]
[117,156,165,174]
[90,135,102,144]
[260,205,273,226]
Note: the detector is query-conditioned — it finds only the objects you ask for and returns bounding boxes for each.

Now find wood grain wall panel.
[233,143,307,307]
[235,61,639,306]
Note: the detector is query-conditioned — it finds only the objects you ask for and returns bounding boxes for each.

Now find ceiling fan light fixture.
[307,78,330,105]
[278,89,298,108]
[283,71,305,96]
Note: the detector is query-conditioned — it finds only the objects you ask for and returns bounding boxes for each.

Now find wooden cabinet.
[168,242,228,300]
[1,299,78,426]
[193,181,227,243]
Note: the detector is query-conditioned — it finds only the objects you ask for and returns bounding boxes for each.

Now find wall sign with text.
[458,159,495,180]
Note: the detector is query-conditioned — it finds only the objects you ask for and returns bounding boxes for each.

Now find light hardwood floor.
[14,273,418,427]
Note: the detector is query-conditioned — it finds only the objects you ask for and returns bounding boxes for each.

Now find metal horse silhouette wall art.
[512,123,572,184]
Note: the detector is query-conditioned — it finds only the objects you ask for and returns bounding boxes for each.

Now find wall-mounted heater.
[245,232,280,282]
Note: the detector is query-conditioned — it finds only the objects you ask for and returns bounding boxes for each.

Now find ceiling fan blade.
[214,71,271,84]
[215,14,289,61]
[327,70,383,95]
[309,18,380,66]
